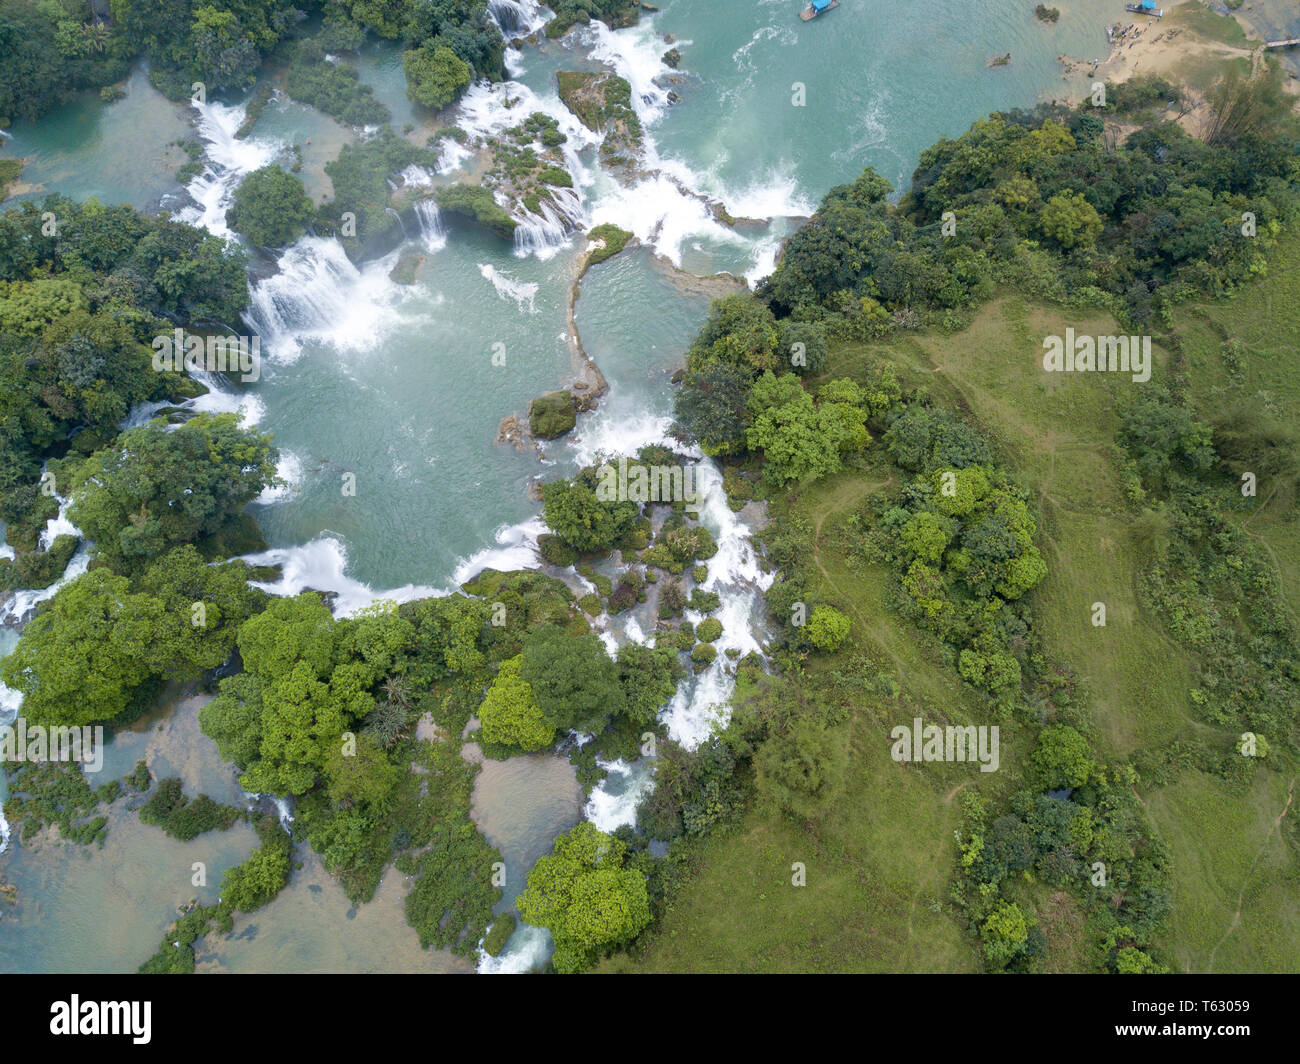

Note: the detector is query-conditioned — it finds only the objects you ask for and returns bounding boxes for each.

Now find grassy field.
[612,232,1300,973]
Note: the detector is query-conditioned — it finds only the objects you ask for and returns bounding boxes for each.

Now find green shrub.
[696,617,723,643]
[691,643,717,665]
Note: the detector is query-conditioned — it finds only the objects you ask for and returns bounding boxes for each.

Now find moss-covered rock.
[483,913,516,957]
[529,391,577,439]
[556,70,643,160]
[587,223,633,265]
[434,183,518,239]
[389,250,425,285]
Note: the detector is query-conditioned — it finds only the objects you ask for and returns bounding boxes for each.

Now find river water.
[0,0,1124,972]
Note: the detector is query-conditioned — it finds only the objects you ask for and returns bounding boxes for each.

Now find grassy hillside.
[611,232,1300,974]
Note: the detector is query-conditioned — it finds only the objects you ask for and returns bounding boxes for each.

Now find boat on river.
[800,0,840,20]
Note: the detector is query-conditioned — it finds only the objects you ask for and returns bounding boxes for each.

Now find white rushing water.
[0,491,90,628]
[243,236,413,364]
[178,100,283,238]
[478,263,539,312]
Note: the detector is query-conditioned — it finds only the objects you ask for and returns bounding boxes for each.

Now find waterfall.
[179,99,283,238]
[384,206,408,239]
[487,0,549,40]
[0,492,91,627]
[414,198,446,251]
[242,236,405,361]
[513,188,586,260]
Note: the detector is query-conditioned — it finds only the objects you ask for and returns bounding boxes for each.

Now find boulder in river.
[529,391,577,439]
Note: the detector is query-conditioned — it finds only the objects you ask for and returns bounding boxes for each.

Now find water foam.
[243,237,412,363]
[179,99,283,238]
[478,263,539,312]
[255,451,304,505]
[240,536,442,618]
[0,493,91,627]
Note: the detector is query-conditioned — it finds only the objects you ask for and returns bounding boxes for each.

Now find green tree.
[1038,190,1103,249]
[521,626,626,734]
[0,569,162,726]
[778,320,828,376]
[322,732,401,811]
[136,546,265,679]
[746,372,841,486]
[1031,724,1094,789]
[673,357,751,456]
[228,165,316,248]
[240,659,372,796]
[516,822,650,973]
[236,593,339,682]
[807,604,850,651]
[687,293,781,374]
[615,642,680,726]
[403,42,471,110]
[68,412,277,572]
[540,467,638,552]
[980,899,1029,968]
[479,654,555,751]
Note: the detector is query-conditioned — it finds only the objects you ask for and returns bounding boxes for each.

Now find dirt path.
[1205,776,1296,972]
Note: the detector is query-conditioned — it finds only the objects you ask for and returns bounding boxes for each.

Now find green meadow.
[611,232,1300,973]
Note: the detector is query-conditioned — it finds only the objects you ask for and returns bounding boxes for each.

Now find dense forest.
[0,0,635,130]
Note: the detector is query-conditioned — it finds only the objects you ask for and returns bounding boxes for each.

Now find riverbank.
[1059,0,1266,98]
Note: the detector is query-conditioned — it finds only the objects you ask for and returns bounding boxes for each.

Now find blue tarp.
[813,0,832,10]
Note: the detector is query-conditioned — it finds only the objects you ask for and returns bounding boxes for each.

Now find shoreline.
[1058,0,1270,97]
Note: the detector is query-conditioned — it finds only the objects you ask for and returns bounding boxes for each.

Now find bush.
[538,533,579,568]
[138,777,241,841]
[286,41,391,127]
[808,605,850,651]
[695,617,723,643]
[483,913,516,956]
[588,224,632,264]
[435,184,518,239]
[404,43,472,111]
[691,642,717,665]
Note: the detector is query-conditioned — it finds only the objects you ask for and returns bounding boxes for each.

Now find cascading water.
[241,236,407,362]
[487,0,549,41]
[414,198,446,251]
[513,188,586,260]
[179,99,283,237]
[0,492,90,628]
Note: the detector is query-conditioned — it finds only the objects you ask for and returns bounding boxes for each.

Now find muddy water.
[467,743,585,910]
[0,691,475,972]
[197,850,473,973]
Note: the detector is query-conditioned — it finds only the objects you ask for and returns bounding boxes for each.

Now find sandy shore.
[1059,3,1255,89]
